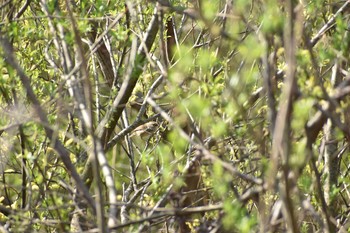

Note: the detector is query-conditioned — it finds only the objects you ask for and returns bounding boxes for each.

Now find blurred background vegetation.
[1,0,350,232]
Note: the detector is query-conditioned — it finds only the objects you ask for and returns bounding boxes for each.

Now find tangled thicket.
[1,0,350,232]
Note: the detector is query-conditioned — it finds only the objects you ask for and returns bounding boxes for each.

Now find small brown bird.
[130,121,159,138]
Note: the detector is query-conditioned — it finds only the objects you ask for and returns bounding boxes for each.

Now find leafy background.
[1,0,350,232]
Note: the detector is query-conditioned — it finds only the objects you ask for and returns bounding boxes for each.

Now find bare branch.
[310,1,350,47]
